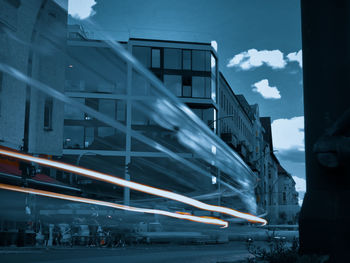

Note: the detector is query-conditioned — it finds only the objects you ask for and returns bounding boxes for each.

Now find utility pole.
[299,0,350,261]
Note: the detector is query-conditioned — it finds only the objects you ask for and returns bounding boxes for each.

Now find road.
[0,242,254,263]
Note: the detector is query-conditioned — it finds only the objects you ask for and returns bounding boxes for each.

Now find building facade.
[277,164,299,224]
[0,1,299,228]
[0,0,66,155]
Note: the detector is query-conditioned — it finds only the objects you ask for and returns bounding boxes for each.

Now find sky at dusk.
[68,0,306,203]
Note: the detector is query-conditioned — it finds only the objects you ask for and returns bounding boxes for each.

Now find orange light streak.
[0,183,228,227]
[0,149,267,225]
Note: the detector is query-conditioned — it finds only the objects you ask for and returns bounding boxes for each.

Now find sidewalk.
[0,242,254,263]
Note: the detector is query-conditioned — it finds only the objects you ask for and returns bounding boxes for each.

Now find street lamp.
[207,115,234,131]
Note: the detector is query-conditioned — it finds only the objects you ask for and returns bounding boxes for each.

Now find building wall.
[277,172,300,223]
[28,0,66,155]
[218,73,254,163]
[266,156,279,223]
[0,0,67,155]
[0,0,42,150]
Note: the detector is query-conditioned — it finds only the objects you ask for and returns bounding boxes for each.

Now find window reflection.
[164,48,182,69]
[151,48,161,68]
[63,98,126,150]
[182,76,192,97]
[164,74,182,96]
[191,108,216,127]
[192,76,211,98]
[182,50,191,70]
[133,46,151,68]
[66,47,127,94]
[192,50,210,71]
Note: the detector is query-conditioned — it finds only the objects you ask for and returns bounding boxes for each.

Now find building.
[0,1,298,233]
[62,30,224,206]
[0,0,66,155]
[259,117,300,224]
[259,117,280,223]
[277,164,299,224]
[218,73,255,168]
[0,0,69,246]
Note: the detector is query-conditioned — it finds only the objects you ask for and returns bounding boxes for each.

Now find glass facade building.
[62,35,220,200]
[131,39,218,129]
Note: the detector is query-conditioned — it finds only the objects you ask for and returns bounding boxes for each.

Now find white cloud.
[252,79,281,99]
[292,176,306,192]
[271,116,304,151]
[287,50,302,68]
[227,49,286,70]
[292,176,306,206]
[68,0,96,20]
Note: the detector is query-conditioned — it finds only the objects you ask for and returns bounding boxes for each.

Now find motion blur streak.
[0,62,254,207]
[0,183,228,227]
[0,149,267,225]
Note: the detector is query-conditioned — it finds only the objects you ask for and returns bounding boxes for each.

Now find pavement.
[0,242,255,263]
[0,226,298,263]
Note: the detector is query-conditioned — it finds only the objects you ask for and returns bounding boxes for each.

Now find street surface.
[0,242,255,263]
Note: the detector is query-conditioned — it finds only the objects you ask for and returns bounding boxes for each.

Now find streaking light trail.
[0,183,228,227]
[0,149,267,225]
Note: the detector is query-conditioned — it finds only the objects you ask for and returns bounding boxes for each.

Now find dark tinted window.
[164,48,181,69]
[151,48,161,68]
[133,46,151,67]
[182,50,191,70]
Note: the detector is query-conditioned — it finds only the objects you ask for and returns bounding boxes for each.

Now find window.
[192,50,210,71]
[116,100,126,122]
[192,76,210,98]
[99,99,117,119]
[132,72,150,95]
[182,76,192,97]
[63,126,84,149]
[132,104,149,125]
[133,46,151,68]
[283,192,287,203]
[182,50,191,70]
[64,98,85,120]
[220,91,223,108]
[164,48,181,69]
[44,97,53,130]
[84,127,94,148]
[164,75,182,96]
[223,95,226,111]
[191,108,215,125]
[151,48,161,68]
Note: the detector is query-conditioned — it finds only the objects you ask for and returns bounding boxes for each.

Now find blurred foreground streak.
[300,0,350,262]
[0,0,267,246]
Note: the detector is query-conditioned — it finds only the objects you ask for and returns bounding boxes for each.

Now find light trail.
[0,149,267,225]
[0,183,228,227]
[0,62,257,213]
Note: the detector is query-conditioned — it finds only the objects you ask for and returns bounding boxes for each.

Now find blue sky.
[68,0,306,203]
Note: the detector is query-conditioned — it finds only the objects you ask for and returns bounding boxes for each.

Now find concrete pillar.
[299,0,350,260]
